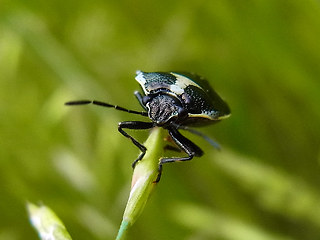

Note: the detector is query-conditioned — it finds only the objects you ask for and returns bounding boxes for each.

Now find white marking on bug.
[135,70,148,94]
[207,111,218,118]
[189,113,215,120]
[169,84,184,95]
[135,70,146,85]
[189,110,230,120]
[170,73,202,95]
[217,112,231,119]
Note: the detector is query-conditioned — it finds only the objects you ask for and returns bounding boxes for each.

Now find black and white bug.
[65,71,230,182]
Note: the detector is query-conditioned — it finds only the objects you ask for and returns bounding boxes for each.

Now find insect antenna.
[65,100,148,116]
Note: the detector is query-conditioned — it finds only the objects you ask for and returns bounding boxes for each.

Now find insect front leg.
[155,127,203,183]
[118,121,154,168]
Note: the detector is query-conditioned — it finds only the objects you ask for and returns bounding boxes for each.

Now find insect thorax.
[146,94,182,125]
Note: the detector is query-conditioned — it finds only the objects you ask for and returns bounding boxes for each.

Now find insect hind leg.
[155,127,203,182]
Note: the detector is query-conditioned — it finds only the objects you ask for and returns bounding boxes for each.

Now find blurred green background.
[1,0,320,239]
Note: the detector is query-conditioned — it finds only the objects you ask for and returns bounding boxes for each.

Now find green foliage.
[27,203,72,240]
[0,0,320,239]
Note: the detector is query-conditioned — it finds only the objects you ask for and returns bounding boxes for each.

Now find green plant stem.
[116,127,166,240]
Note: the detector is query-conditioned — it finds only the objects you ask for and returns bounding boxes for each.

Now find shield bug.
[65,71,230,182]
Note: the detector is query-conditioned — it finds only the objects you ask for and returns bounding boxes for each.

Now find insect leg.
[155,127,203,182]
[118,121,154,168]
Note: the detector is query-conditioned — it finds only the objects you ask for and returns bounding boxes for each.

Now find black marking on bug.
[65,70,230,182]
